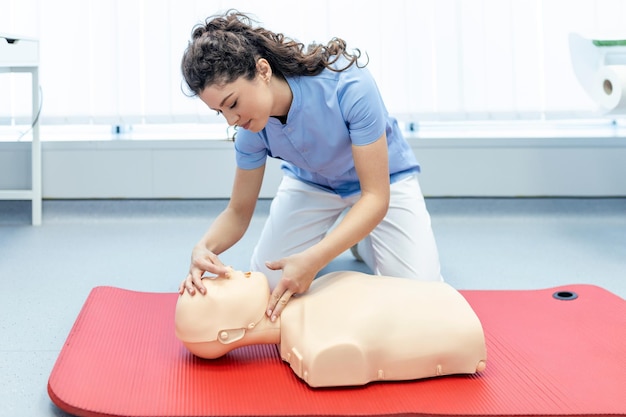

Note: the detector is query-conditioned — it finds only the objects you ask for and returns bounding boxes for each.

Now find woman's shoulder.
[293,59,373,94]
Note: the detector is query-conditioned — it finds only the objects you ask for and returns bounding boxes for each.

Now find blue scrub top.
[234,59,419,197]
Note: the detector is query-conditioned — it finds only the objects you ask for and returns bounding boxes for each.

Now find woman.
[178,10,443,321]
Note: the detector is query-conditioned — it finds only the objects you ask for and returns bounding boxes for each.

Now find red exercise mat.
[48,284,626,417]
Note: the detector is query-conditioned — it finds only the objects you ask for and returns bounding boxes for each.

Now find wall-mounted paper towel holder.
[569,33,626,114]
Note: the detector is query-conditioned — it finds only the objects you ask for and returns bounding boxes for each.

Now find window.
[2,0,625,138]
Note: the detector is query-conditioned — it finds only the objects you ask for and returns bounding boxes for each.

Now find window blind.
[1,0,625,128]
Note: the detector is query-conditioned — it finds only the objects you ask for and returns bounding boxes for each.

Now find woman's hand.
[178,245,229,295]
[265,253,318,321]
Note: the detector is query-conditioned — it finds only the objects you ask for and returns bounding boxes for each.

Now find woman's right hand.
[178,245,229,296]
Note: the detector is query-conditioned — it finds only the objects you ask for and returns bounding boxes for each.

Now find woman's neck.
[270,76,292,123]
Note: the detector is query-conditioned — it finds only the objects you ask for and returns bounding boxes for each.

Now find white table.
[0,33,41,225]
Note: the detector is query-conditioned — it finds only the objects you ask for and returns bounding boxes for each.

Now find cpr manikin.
[175,269,487,387]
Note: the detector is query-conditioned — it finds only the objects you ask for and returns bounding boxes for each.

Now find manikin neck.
[240,313,281,346]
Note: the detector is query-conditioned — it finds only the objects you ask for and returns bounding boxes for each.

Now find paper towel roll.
[592,65,626,114]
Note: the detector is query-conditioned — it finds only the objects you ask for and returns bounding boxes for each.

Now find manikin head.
[175,269,271,359]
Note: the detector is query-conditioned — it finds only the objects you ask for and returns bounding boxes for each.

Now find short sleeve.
[234,129,268,170]
[337,66,388,146]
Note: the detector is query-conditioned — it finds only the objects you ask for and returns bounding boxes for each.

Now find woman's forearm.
[304,190,388,272]
[197,206,252,255]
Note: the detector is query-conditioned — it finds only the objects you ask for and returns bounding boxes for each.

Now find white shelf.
[0,34,41,225]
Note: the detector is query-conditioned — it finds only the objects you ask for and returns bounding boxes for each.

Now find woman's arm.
[179,164,265,295]
[265,133,390,319]
[306,133,390,269]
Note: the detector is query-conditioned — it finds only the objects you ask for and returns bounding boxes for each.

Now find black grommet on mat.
[552,291,578,301]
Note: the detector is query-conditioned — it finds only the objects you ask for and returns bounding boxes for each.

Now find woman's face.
[198,61,274,133]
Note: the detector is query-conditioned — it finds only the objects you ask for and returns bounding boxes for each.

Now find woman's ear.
[256,58,272,83]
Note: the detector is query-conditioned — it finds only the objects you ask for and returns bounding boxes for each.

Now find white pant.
[251,174,443,288]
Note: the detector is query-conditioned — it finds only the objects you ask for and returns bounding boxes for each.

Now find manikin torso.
[175,269,487,388]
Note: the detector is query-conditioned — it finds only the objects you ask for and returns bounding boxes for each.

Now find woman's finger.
[271,290,293,321]
[189,270,207,295]
[267,287,293,322]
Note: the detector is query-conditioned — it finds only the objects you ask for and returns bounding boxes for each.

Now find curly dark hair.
[181,10,365,96]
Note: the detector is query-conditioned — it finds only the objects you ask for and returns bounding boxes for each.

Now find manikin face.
[175,269,271,359]
[198,59,274,133]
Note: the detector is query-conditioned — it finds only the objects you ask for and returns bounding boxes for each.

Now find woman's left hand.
[264,253,317,321]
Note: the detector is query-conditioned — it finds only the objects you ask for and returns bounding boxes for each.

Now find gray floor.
[1,197,625,417]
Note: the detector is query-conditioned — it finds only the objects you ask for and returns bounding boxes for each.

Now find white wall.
[2,137,625,199]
